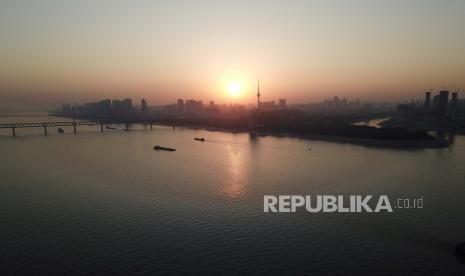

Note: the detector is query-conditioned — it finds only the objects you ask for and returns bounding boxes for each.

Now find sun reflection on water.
[222,145,248,199]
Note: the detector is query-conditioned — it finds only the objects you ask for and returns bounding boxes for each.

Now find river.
[1,113,465,275]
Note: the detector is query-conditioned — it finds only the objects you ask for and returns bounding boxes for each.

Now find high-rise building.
[122,98,133,117]
[449,92,458,119]
[438,90,449,118]
[186,100,202,113]
[96,99,111,117]
[112,99,122,117]
[425,92,431,110]
[112,98,133,119]
[141,99,148,115]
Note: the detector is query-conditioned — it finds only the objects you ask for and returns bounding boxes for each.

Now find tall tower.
[257,80,261,109]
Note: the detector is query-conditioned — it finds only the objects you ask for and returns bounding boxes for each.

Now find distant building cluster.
[56,82,304,120]
[59,93,292,121]
[53,85,464,133]
[60,98,148,120]
[425,90,460,119]
[293,96,371,114]
[396,90,464,122]
[258,98,287,110]
[161,99,251,118]
[158,88,289,118]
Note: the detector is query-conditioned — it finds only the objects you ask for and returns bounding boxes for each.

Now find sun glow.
[227,82,242,97]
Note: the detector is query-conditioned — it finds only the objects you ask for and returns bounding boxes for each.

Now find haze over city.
[4,2,465,275]
[1,0,465,111]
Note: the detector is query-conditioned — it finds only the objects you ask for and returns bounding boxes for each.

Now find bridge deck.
[0,121,111,128]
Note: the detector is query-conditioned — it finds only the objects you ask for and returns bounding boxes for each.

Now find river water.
[1,113,465,275]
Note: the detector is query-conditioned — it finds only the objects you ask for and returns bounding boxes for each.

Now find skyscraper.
[449,92,458,119]
[425,92,431,110]
[438,90,449,118]
[141,99,148,115]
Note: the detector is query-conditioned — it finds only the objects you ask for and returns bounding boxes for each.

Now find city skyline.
[3,2,465,275]
[1,0,465,111]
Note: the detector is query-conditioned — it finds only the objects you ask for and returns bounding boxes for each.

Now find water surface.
[1,114,465,275]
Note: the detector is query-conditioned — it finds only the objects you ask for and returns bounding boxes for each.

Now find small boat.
[194,138,206,142]
[58,128,64,133]
[106,126,116,130]
[154,145,176,151]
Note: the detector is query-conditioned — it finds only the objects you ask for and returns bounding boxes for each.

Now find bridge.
[0,116,201,136]
[0,120,120,136]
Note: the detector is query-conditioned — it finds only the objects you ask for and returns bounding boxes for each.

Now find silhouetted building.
[185,100,202,113]
[449,92,458,119]
[279,99,286,108]
[438,90,449,118]
[112,98,133,119]
[424,92,431,110]
[141,99,148,115]
[96,99,111,117]
[293,96,366,114]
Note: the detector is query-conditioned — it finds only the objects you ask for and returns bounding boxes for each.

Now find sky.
[1,0,465,111]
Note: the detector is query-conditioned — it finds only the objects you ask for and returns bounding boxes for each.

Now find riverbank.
[157,123,451,149]
[51,114,451,149]
[380,118,465,135]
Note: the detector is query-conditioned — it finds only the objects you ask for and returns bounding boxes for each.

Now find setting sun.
[227,83,242,97]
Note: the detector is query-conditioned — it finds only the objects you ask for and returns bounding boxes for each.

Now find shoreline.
[149,122,451,150]
[35,115,451,149]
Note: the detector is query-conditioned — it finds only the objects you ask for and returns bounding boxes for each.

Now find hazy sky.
[1,0,465,110]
